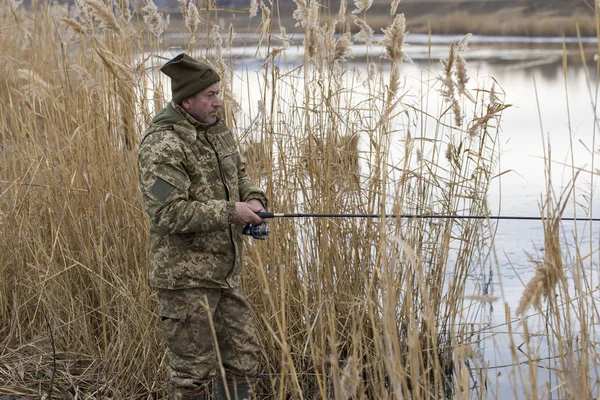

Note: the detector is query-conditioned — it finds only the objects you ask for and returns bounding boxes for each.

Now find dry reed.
[352,0,372,15]
[381,13,410,65]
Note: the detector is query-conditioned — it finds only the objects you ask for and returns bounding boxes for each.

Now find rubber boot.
[216,379,252,400]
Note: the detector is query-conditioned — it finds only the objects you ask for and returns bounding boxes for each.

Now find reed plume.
[292,0,309,28]
[455,34,471,95]
[452,98,462,127]
[381,13,411,64]
[142,0,169,38]
[517,219,565,315]
[445,142,455,164]
[440,43,456,100]
[516,173,573,316]
[457,33,472,51]
[260,2,271,29]
[352,15,373,45]
[391,0,401,15]
[213,24,225,76]
[318,21,352,68]
[178,0,187,19]
[516,261,545,315]
[338,0,347,22]
[249,0,258,18]
[367,61,377,81]
[60,17,88,35]
[438,34,473,127]
[455,55,469,96]
[293,0,319,61]
[307,0,319,30]
[84,0,122,33]
[540,219,565,298]
[333,31,353,63]
[352,0,373,14]
[181,0,201,44]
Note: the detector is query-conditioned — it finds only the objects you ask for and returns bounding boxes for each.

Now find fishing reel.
[242,221,270,240]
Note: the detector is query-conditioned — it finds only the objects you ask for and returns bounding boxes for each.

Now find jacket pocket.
[157,290,194,356]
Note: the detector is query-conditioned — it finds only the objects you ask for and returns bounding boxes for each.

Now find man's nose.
[214,96,222,107]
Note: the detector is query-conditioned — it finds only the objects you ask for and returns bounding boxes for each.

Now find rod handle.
[257,212,275,219]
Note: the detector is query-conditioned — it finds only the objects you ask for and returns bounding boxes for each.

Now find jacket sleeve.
[237,152,268,209]
[138,132,236,234]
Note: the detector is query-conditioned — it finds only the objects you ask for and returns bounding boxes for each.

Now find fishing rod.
[242,212,600,240]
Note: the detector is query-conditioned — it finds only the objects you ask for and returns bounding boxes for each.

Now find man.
[138,53,267,400]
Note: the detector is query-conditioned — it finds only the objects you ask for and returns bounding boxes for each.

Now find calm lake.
[465,38,600,398]
[221,34,600,398]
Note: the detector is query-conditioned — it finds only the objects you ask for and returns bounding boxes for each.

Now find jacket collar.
[143,102,222,145]
[171,101,221,140]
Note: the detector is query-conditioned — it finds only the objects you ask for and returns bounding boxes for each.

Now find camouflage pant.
[157,287,260,390]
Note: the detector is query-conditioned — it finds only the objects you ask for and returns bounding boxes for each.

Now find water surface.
[224,35,600,398]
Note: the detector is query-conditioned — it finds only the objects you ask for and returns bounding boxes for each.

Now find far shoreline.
[162,3,598,40]
[159,30,599,66]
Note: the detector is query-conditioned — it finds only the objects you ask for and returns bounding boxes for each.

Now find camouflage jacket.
[138,102,267,289]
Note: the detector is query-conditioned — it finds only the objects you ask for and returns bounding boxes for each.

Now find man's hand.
[234,201,264,226]
[247,199,266,213]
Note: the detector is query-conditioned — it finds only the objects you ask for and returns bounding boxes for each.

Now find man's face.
[181,82,222,124]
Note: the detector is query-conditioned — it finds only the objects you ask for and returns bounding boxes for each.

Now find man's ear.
[181,99,190,111]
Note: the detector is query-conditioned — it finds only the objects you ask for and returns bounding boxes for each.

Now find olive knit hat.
[160,53,221,104]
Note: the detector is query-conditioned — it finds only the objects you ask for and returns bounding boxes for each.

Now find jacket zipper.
[203,128,237,281]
